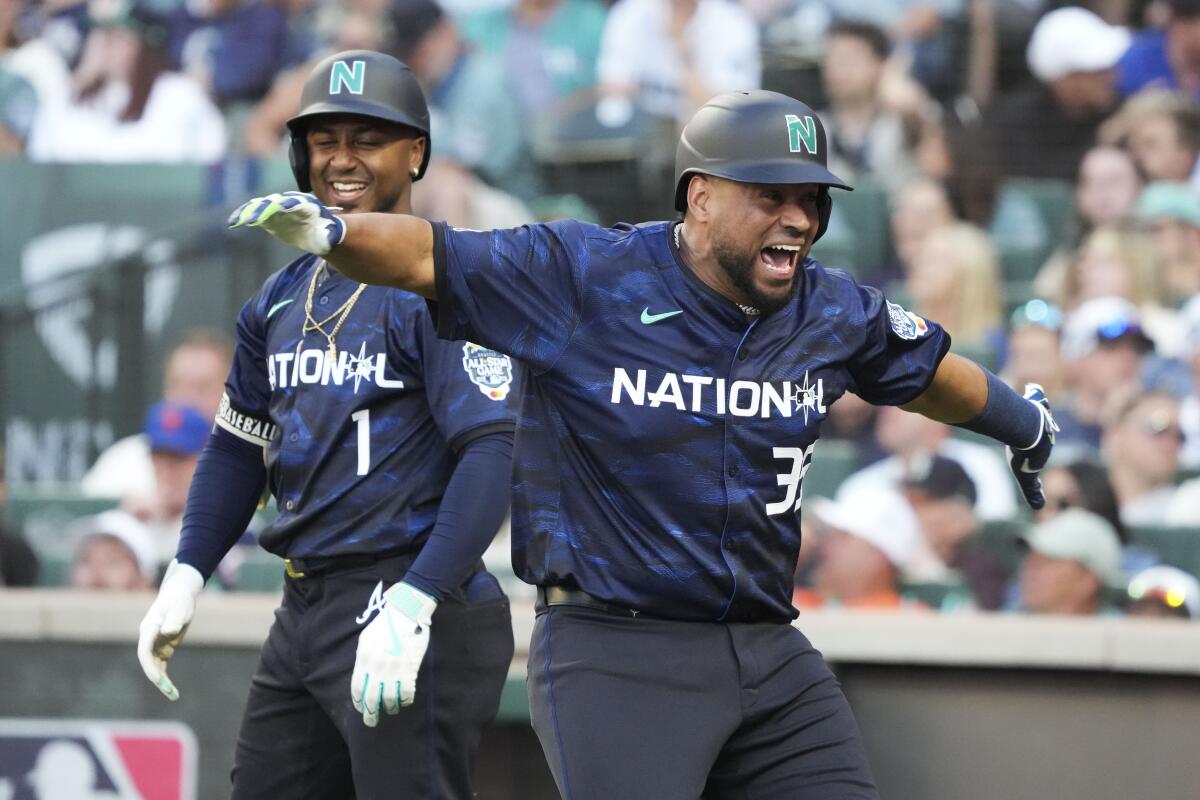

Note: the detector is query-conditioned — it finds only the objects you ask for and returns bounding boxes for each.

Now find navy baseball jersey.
[431,219,950,622]
[217,253,519,559]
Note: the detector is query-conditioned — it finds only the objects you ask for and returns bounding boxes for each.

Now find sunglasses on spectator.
[1010,299,1064,331]
[1096,318,1146,343]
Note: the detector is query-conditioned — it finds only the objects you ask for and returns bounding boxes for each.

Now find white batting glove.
[351,581,437,728]
[227,191,346,256]
[137,559,204,701]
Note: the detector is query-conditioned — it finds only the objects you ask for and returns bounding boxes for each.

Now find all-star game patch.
[885,301,929,341]
[462,343,514,401]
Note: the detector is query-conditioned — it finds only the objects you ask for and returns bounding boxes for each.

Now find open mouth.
[328,180,369,203]
[759,244,801,279]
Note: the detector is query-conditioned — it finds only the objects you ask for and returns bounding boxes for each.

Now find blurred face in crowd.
[1019,550,1101,614]
[1007,326,1063,394]
[164,342,229,422]
[1128,113,1197,182]
[822,34,883,104]
[1034,466,1086,522]
[1168,15,1200,68]
[907,229,960,308]
[306,115,425,215]
[692,177,821,314]
[72,535,151,591]
[890,178,954,268]
[815,529,895,601]
[1074,233,1135,301]
[875,404,946,456]
[151,451,200,518]
[1105,394,1183,485]
[904,490,975,561]
[1070,339,1143,400]
[1048,69,1118,116]
[1076,147,1142,228]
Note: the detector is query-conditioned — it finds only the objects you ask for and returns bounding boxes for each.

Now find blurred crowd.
[1,0,1200,622]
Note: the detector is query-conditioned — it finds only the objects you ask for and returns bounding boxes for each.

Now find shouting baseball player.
[229,89,1056,799]
[139,51,519,798]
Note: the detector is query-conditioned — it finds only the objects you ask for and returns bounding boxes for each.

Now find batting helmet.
[287,50,431,192]
[674,90,852,241]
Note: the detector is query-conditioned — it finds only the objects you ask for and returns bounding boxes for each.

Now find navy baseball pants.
[527,603,878,800]
[230,553,514,799]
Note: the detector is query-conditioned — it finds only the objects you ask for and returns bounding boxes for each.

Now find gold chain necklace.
[303,262,367,360]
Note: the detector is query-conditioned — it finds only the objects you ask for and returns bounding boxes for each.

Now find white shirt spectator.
[27,72,226,163]
[597,0,760,121]
[1120,485,1180,527]
[836,439,1019,521]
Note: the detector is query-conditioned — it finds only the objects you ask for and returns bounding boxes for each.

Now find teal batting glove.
[137,559,204,701]
[350,581,437,728]
[227,191,346,256]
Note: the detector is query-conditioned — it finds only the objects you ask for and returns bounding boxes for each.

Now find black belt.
[538,586,644,618]
[283,548,412,579]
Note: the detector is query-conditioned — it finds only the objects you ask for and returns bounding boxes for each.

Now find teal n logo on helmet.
[329,60,366,95]
[785,114,818,155]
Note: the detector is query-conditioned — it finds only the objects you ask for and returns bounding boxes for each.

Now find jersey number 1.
[351,409,370,476]
[765,443,815,516]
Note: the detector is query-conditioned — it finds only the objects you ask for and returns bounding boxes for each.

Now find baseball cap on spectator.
[88,0,170,47]
[1061,296,1155,360]
[902,453,978,506]
[1021,508,1123,585]
[1026,7,1131,82]
[1010,298,1065,332]
[0,69,38,143]
[1134,181,1200,227]
[387,0,445,62]
[810,489,920,568]
[1127,565,1200,617]
[143,401,209,455]
[72,509,158,582]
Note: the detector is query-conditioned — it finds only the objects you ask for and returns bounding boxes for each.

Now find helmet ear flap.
[814,188,832,242]
[289,132,311,192]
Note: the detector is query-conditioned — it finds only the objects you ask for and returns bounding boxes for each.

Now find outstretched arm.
[903,353,1058,510]
[228,192,436,297]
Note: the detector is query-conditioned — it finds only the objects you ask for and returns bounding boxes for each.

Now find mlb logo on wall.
[0,719,197,800]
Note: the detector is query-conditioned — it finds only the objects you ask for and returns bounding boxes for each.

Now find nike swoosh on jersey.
[641,308,683,324]
[267,299,295,318]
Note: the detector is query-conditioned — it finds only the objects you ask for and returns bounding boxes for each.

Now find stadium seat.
[803,439,862,500]
[989,178,1075,283]
[809,179,892,275]
[975,517,1026,579]
[900,580,974,611]
[1126,525,1200,579]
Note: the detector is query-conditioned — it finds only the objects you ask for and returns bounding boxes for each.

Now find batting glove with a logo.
[137,559,204,701]
[1008,384,1059,510]
[227,191,346,256]
[351,581,437,728]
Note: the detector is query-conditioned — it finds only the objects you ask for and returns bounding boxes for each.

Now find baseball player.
[138,51,519,798]
[229,90,1057,799]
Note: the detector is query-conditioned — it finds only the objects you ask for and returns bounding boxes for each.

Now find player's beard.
[712,236,796,316]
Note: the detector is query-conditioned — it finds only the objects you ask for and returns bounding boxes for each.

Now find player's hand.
[227,191,345,256]
[351,581,437,728]
[137,559,204,701]
[1008,384,1059,511]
